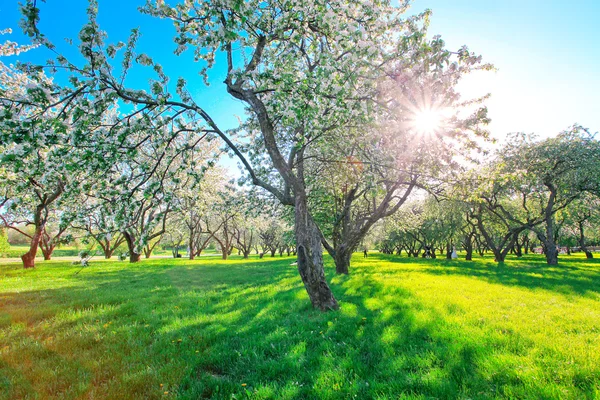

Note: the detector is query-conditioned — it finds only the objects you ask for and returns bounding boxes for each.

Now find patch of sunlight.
[338,302,359,317]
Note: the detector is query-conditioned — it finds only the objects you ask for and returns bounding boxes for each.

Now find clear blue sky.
[1,0,599,141]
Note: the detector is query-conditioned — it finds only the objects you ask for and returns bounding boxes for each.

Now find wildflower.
[241,383,247,387]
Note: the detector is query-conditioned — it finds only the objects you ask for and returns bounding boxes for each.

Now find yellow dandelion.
[241,383,247,387]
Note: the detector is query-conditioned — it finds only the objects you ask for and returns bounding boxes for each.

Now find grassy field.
[0,245,222,259]
[0,253,598,399]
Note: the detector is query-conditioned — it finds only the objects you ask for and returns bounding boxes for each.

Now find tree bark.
[41,246,53,260]
[333,248,351,275]
[122,231,141,263]
[21,226,43,269]
[295,195,338,311]
[464,235,473,261]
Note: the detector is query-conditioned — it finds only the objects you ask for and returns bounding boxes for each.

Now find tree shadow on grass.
[1,255,597,399]
[371,253,600,299]
[172,271,498,399]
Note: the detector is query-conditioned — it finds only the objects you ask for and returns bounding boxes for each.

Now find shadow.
[368,253,600,299]
[0,254,598,399]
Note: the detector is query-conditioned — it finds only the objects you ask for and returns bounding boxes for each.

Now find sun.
[411,108,444,135]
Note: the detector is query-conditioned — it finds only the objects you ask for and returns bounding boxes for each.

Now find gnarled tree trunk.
[295,195,338,311]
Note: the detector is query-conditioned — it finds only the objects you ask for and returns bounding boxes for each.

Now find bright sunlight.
[411,108,445,135]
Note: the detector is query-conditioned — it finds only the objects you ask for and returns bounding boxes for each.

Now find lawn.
[0,253,599,399]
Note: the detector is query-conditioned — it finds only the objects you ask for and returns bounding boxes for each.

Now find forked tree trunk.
[21,226,43,269]
[104,248,114,259]
[122,231,141,263]
[41,245,54,260]
[295,195,338,311]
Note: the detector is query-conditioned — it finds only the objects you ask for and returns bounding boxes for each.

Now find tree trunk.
[243,250,250,259]
[104,249,114,259]
[543,240,558,265]
[539,223,559,266]
[21,226,43,269]
[492,248,506,263]
[464,239,473,261]
[295,195,338,311]
[188,236,195,260]
[122,231,141,263]
[333,248,351,275]
[578,222,594,259]
[41,246,54,260]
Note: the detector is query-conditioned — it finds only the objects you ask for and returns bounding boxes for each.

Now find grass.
[0,253,599,399]
[0,245,223,259]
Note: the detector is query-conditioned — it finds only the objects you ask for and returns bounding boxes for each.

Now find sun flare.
[412,108,444,135]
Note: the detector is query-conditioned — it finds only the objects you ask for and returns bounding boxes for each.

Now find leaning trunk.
[21,226,43,269]
[295,195,338,311]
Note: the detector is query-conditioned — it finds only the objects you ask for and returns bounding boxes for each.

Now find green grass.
[0,253,599,399]
[2,245,84,258]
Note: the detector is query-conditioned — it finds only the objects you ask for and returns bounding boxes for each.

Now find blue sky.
[1,0,599,142]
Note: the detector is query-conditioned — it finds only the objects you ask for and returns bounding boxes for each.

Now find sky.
[1,0,599,145]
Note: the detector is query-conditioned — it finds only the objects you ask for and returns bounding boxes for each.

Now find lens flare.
[412,108,444,135]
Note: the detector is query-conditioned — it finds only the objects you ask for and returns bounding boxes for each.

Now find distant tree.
[498,127,600,264]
